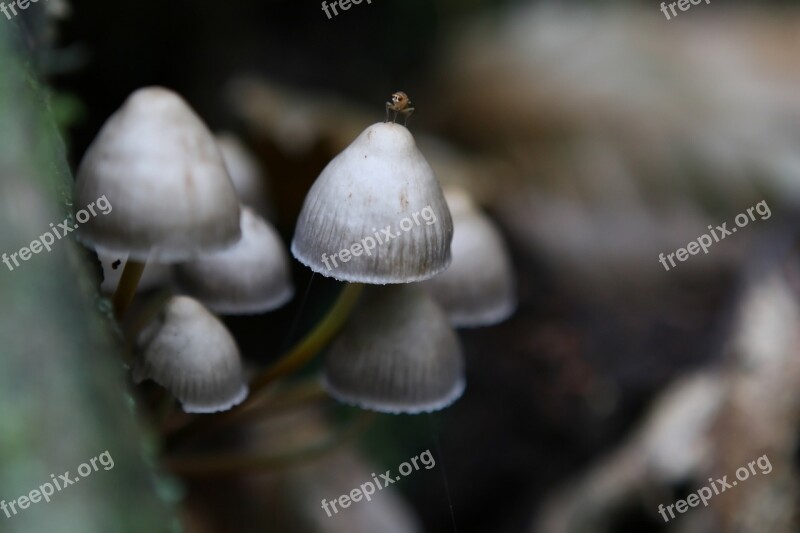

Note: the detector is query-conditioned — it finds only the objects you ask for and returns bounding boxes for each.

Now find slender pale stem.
[112,259,146,319]
[164,411,375,477]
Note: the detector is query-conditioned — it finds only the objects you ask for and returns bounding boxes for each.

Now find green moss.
[0,18,178,533]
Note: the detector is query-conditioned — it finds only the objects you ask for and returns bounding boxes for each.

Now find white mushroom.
[215,132,273,219]
[323,285,465,414]
[132,296,248,413]
[172,207,294,315]
[291,122,453,284]
[422,186,517,327]
[74,86,241,263]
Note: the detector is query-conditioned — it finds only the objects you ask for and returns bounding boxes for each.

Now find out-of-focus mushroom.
[75,87,241,263]
[74,86,242,316]
[132,296,248,413]
[215,132,273,219]
[422,186,516,327]
[173,207,293,315]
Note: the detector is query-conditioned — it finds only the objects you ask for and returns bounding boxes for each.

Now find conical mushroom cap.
[291,122,453,284]
[215,132,273,218]
[132,296,248,413]
[75,87,241,262]
[422,187,517,327]
[323,285,465,414]
[172,207,294,314]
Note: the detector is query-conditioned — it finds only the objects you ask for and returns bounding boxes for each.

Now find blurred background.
[3,0,800,531]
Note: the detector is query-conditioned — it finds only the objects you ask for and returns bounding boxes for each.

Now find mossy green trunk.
[0,19,178,533]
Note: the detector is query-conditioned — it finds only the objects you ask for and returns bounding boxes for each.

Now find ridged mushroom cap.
[74,87,241,262]
[172,207,294,315]
[422,187,517,327]
[215,132,273,218]
[132,296,248,413]
[323,285,465,414]
[291,122,453,284]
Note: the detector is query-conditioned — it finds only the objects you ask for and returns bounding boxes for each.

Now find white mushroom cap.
[74,87,241,263]
[323,285,465,414]
[215,132,273,218]
[291,122,453,284]
[422,187,517,328]
[132,296,248,413]
[172,207,294,315]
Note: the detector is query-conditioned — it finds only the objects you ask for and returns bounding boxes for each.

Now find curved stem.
[249,282,364,395]
[164,411,375,477]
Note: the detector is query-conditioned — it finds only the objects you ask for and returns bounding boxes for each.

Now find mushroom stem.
[112,259,147,319]
[249,282,364,394]
[164,410,374,477]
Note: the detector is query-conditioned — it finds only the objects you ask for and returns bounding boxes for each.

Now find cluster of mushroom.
[74,87,293,413]
[291,118,517,414]
[74,86,516,417]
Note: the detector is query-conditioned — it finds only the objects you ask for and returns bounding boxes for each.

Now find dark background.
[37,1,769,531]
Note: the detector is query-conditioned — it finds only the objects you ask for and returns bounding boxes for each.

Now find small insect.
[111,259,122,270]
[385,91,415,125]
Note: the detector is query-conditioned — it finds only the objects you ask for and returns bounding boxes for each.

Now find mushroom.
[75,86,241,262]
[74,86,242,316]
[132,296,248,413]
[322,285,465,414]
[421,186,517,327]
[215,132,273,219]
[291,122,453,284]
[172,207,294,315]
